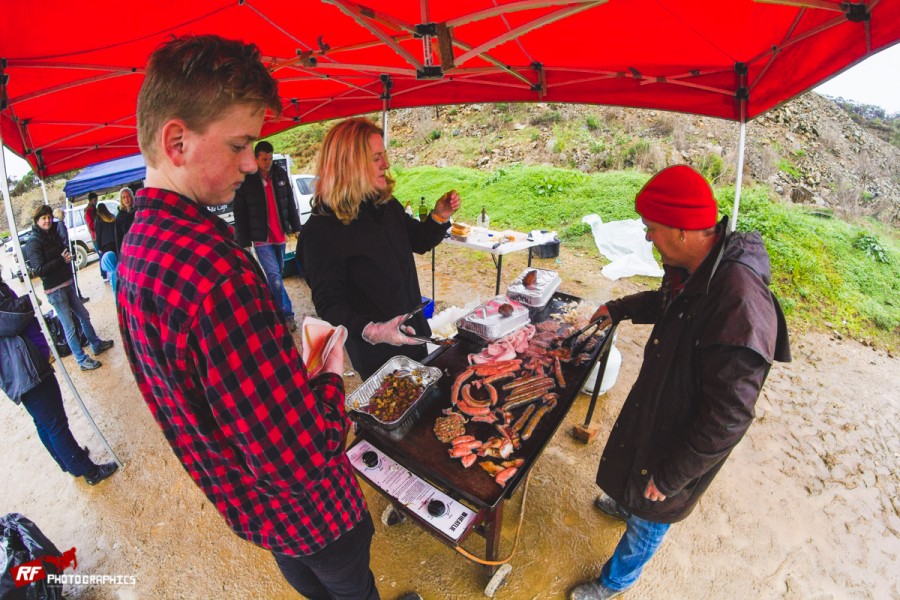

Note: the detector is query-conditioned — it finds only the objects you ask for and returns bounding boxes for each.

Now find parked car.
[7,230,32,282]
[292,174,317,225]
[64,200,119,270]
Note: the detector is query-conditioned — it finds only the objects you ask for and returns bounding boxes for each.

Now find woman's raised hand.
[433,190,461,221]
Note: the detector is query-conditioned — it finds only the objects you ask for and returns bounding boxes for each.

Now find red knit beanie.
[635,165,717,230]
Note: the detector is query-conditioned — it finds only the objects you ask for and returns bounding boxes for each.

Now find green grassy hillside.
[390,165,899,350]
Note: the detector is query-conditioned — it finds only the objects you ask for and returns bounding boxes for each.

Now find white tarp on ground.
[582,214,664,280]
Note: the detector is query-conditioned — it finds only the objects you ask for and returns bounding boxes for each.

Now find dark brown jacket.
[597,217,791,523]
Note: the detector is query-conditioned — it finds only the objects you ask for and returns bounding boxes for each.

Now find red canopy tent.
[1,0,898,178]
[0,1,897,464]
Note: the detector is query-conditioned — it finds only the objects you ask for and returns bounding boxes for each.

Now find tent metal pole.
[382,101,389,147]
[730,100,747,233]
[380,74,392,147]
[39,178,49,204]
[0,142,122,468]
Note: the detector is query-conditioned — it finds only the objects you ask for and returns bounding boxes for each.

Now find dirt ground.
[1,240,898,600]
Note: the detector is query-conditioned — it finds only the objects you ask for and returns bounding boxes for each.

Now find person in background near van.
[298,117,460,379]
[52,208,68,242]
[0,273,118,485]
[232,140,302,331]
[54,207,89,303]
[115,187,136,255]
[119,35,414,600]
[25,205,114,371]
[569,165,791,600]
[94,203,118,289]
[85,192,107,282]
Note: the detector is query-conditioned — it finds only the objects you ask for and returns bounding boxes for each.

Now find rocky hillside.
[4,92,899,233]
[374,92,899,226]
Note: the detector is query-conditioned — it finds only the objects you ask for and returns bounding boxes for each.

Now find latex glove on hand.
[590,304,612,327]
[362,314,426,347]
[432,190,461,221]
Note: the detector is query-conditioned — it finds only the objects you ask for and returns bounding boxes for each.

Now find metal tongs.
[554,318,606,350]
[401,300,458,347]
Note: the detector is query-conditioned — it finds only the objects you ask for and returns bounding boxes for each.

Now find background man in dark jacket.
[232,140,302,330]
[570,165,791,600]
[0,275,117,485]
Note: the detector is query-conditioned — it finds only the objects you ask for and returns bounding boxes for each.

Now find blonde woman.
[298,117,461,378]
[115,187,136,255]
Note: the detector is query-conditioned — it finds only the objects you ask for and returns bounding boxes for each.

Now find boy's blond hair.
[137,35,281,167]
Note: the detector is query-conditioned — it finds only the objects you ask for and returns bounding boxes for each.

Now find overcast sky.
[3,44,898,183]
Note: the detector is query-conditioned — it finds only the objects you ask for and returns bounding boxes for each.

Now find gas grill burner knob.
[362,451,379,468]
[427,500,446,517]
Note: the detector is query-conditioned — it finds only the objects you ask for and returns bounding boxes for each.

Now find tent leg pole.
[0,144,122,469]
[382,102,389,148]
[731,102,747,233]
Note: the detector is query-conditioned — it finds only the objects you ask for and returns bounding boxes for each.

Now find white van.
[274,154,316,225]
[64,200,119,270]
[292,174,317,225]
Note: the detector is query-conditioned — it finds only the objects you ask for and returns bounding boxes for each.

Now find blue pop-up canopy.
[62,153,146,199]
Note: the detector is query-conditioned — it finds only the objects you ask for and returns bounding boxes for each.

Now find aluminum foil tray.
[507,268,561,308]
[455,295,530,341]
[346,356,442,437]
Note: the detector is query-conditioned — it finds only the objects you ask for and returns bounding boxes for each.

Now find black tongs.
[555,318,605,349]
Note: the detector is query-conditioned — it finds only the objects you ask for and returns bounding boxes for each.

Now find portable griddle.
[348,292,617,596]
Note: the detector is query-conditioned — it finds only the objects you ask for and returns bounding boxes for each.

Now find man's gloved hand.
[590,304,612,327]
[362,314,425,347]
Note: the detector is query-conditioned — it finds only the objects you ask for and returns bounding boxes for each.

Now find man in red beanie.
[570,165,791,600]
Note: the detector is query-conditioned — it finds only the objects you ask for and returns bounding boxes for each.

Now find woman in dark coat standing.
[25,205,113,370]
[0,274,117,485]
[298,118,461,379]
[94,203,118,257]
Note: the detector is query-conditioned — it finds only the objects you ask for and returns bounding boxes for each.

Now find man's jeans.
[47,283,103,365]
[600,506,672,591]
[255,243,294,320]
[21,376,95,477]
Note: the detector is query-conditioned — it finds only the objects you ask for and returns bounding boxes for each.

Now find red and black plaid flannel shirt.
[117,188,366,556]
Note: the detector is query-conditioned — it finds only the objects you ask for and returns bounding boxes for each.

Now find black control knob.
[427,499,446,517]
[362,451,379,468]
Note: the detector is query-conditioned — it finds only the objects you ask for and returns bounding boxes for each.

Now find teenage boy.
[118,35,383,599]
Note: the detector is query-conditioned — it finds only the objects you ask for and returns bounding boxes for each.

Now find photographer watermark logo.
[10,547,136,587]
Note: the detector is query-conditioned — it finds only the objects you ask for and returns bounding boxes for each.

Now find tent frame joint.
[380,73,393,100]
[416,66,443,80]
[415,23,438,38]
[844,2,870,22]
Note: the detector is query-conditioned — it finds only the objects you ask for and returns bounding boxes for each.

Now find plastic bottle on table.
[404,201,414,218]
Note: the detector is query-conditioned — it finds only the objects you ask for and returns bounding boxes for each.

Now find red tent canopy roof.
[2,0,898,177]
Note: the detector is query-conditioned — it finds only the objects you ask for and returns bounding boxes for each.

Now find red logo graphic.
[10,547,77,588]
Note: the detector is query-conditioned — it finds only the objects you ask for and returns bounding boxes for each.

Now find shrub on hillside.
[531,110,562,126]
